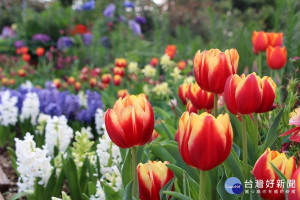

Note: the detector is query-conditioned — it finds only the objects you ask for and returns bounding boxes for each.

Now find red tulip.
[267,32,283,47]
[193,48,239,94]
[52,79,61,89]
[74,82,81,91]
[178,83,189,105]
[115,58,127,68]
[188,82,214,110]
[252,31,268,52]
[150,57,159,67]
[137,161,174,200]
[224,73,276,114]
[18,69,26,77]
[253,148,297,200]
[178,112,233,170]
[21,46,28,54]
[67,76,76,85]
[113,67,125,76]
[117,89,129,98]
[177,61,186,70]
[186,101,198,114]
[101,74,112,84]
[105,94,154,148]
[289,167,300,200]
[113,75,122,86]
[89,78,97,88]
[165,45,176,59]
[266,46,287,70]
[22,54,31,62]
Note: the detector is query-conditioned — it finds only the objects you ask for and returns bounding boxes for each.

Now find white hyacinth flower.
[0,91,18,126]
[15,133,52,193]
[20,92,40,125]
[78,91,87,108]
[90,181,106,200]
[95,108,105,135]
[45,116,74,156]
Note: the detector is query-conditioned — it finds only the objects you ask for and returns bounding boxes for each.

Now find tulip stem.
[241,116,248,179]
[214,94,218,117]
[253,113,259,154]
[199,170,206,200]
[258,53,262,76]
[131,147,138,199]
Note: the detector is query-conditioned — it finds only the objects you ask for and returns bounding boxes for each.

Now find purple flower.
[101,36,112,48]
[103,4,115,18]
[57,36,73,50]
[135,16,147,25]
[1,26,16,38]
[82,33,93,46]
[82,0,95,10]
[129,20,142,35]
[123,1,135,8]
[32,33,51,43]
[118,15,126,22]
[14,40,24,48]
[45,103,62,117]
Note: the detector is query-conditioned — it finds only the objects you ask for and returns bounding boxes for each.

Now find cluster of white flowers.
[183,76,195,84]
[152,82,172,97]
[0,91,18,126]
[160,54,176,71]
[20,80,33,90]
[35,114,51,135]
[128,62,139,74]
[141,64,156,78]
[95,108,105,135]
[80,126,93,139]
[96,126,122,191]
[20,92,40,125]
[77,91,87,108]
[45,116,74,156]
[90,181,105,200]
[15,133,52,193]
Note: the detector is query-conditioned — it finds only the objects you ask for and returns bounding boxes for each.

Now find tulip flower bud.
[178,112,233,170]
[18,69,26,77]
[67,76,76,85]
[117,89,129,98]
[289,168,300,200]
[74,82,81,91]
[224,73,276,115]
[150,57,159,67]
[89,78,97,88]
[252,31,268,52]
[137,161,174,200]
[186,101,198,114]
[165,45,176,59]
[113,75,122,86]
[188,82,214,110]
[113,67,125,76]
[266,46,287,70]
[21,46,28,54]
[178,61,186,70]
[178,83,189,105]
[36,47,45,56]
[253,148,297,200]
[193,48,239,94]
[115,58,127,68]
[105,94,154,148]
[101,74,112,84]
[267,32,283,47]
[22,54,31,62]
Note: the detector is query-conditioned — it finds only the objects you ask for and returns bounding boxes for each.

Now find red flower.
[266,46,287,70]
[252,31,268,52]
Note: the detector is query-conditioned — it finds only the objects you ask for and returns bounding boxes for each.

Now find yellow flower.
[160,54,176,71]
[170,67,182,82]
[128,62,139,74]
[152,82,171,97]
[142,65,156,78]
[143,85,150,96]
[184,76,195,84]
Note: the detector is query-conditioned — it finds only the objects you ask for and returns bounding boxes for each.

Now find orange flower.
[18,69,26,77]
[178,83,189,105]
[188,82,214,110]
[117,89,129,98]
[21,46,28,54]
[115,58,127,68]
[186,101,198,114]
[252,31,268,52]
[150,57,159,67]
[101,74,112,84]
[165,45,176,59]
[253,148,297,200]
[267,32,283,47]
[113,67,125,76]
[89,78,97,88]
[74,81,81,91]
[113,75,122,86]
[178,112,233,170]
[193,48,239,94]
[22,54,31,62]
[36,47,45,56]
[71,24,88,35]
[8,79,16,86]
[137,161,174,200]
[67,76,76,85]
[266,46,287,70]
[224,73,276,114]
[1,77,8,85]
[104,94,154,148]
[177,61,186,70]
[289,167,300,200]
